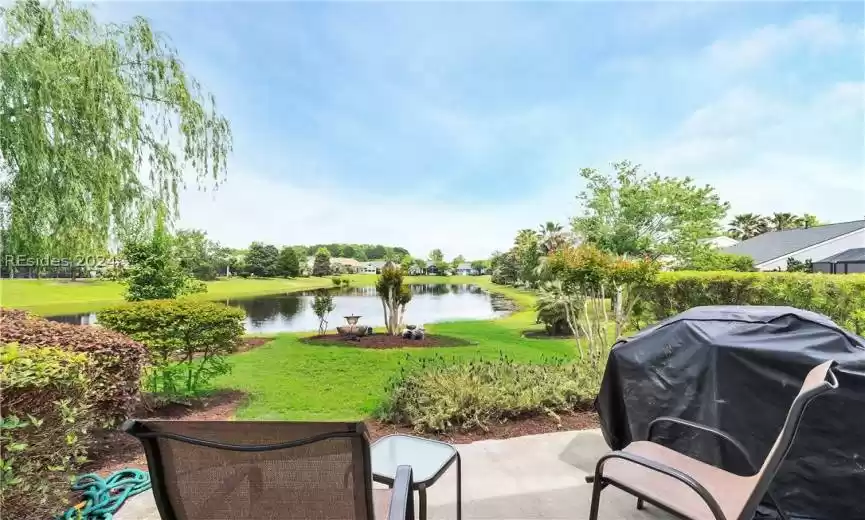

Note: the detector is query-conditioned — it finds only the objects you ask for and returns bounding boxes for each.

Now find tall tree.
[428,249,444,262]
[174,229,219,280]
[728,213,769,240]
[0,0,231,263]
[572,162,729,263]
[312,247,332,277]
[451,254,466,269]
[770,212,802,231]
[275,247,300,277]
[513,229,541,285]
[245,242,278,277]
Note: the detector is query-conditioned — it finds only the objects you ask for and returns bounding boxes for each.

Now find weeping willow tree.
[0,0,231,273]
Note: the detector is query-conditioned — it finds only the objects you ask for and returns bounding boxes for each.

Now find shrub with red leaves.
[0,308,149,421]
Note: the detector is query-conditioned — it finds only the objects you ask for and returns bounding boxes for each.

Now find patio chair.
[588,360,838,520]
[122,420,415,520]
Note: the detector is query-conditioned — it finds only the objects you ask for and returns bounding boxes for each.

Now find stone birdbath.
[337,314,369,337]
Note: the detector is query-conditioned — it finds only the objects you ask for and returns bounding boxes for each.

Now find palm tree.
[728,213,769,240]
[537,221,569,255]
[770,212,802,231]
[800,213,820,229]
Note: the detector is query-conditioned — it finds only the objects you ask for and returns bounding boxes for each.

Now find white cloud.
[704,14,859,70]
[636,81,865,223]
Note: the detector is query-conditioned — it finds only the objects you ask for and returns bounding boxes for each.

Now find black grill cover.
[596,306,865,520]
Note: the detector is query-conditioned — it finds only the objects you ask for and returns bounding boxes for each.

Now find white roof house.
[722,220,865,271]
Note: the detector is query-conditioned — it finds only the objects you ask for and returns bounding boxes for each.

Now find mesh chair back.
[739,361,838,519]
[123,420,374,520]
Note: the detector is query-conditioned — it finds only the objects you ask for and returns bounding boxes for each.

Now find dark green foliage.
[786,257,813,273]
[300,244,410,261]
[122,218,203,301]
[245,242,279,277]
[174,229,221,280]
[0,343,95,520]
[377,356,596,433]
[535,294,574,336]
[98,300,245,397]
[0,308,148,420]
[312,247,332,277]
[680,251,754,272]
[490,250,519,285]
[276,247,300,277]
[643,271,865,334]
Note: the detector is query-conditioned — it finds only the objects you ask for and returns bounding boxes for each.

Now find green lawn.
[213,282,577,420]
[3,272,578,420]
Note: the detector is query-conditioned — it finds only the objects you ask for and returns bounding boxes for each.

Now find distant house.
[408,264,425,275]
[361,260,391,274]
[722,220,865,271]
[812,248,865,274]
[331,257,360,274]
[455,262,478,276]
[704,236,739,249]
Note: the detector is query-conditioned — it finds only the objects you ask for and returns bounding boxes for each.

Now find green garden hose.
[59,469,151,520]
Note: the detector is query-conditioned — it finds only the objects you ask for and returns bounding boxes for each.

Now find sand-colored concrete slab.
[115,429,675,520]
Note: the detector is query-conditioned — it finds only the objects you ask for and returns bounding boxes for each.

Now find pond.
[46,284,515,334]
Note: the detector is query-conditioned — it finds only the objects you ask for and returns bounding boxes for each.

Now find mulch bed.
[367,411,599,444]
[302,333,472,349]
[85,391,598,475]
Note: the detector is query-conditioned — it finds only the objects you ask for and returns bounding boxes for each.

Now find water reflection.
[46,284,513,334]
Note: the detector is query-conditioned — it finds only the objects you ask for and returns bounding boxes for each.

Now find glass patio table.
[371,434,461,520]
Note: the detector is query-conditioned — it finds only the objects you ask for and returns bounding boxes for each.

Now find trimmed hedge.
[641,271,865,334]
[0,309,148,420]
[98,299,245,396]
[0,343,95,520]
[377,356,596,433]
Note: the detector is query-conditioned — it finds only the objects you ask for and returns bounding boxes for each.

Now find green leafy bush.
[98,300,245,396]
[679,251,754,272]
[0,309,147,420]
[643,271,865,334]
[377,356,596,433]
[0,343,95,520]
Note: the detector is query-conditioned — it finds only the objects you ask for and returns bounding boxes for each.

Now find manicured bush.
[0,343,95,520]
[98,299,245,396]
[0,309,148,420]
[377,356,596,433]
[678,251,754,272]
[642,271,865,334]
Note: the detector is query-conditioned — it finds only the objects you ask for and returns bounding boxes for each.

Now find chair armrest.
[647,416,758,472]
[388,465,415,520]
[647,417,790,520]
[595,451,728,520]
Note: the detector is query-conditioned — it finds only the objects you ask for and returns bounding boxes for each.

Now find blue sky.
[101,1,864,259]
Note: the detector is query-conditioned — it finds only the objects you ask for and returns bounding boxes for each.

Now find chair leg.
[636,498,644,510]
[588,478,604,520]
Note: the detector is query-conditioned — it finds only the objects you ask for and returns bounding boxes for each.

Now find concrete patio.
[116,429,675,520]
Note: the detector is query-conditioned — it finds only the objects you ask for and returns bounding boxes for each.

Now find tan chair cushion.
[602,441,757,520]
[373,488,394,519]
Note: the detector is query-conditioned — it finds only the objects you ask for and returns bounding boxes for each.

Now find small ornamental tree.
[376,263,412,335]
[546,244,658,384]
[121,215,204,301]
[312,247,332,277]
[311,291,335,335]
